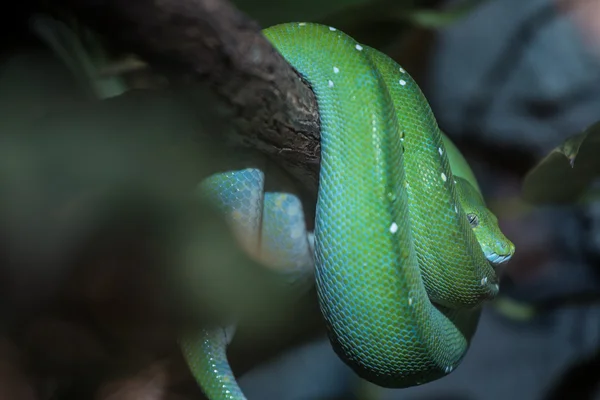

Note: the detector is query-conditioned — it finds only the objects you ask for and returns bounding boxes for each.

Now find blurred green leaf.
[407,0,487,28]
[29,14,128,100]
[235,0,485,31]
[1,28,306,323]
[492,297,536,321]
[232,0,378,27]
[522,121,600,205]
[0,51,87,131]
[0,85,296,321]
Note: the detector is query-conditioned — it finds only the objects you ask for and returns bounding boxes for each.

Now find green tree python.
[179,22,515,400]
[30,17,515,400]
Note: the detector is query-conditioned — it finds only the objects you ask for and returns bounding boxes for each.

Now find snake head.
[465,207,515,266]
[456,177,516,267]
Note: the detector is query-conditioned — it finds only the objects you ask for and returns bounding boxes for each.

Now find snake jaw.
[486,252,512,266]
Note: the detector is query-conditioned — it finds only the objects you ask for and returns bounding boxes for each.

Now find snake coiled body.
[179,22,515,399]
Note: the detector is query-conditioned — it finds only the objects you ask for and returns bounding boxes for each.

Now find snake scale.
[29,16,514,400]
[179,22,515,400]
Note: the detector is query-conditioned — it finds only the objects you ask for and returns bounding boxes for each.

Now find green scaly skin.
[180,22,515,400]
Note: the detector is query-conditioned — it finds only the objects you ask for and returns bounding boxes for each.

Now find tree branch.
[55,0,322,203]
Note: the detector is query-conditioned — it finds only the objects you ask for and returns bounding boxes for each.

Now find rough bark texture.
[56,0,322,200]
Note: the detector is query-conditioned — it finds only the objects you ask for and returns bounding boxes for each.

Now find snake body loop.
[181,22,514,399]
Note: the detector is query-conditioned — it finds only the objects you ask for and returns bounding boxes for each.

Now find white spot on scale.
[399,67,405,73]
[481,277,488,286]
[408,297,413,306]
[389,222,398,233]
[329,26,336,31]
[299,22,306,26]
[438,147,443,155]
[444,365,454,373]
[355,44,363,51]
[333,66,340,74]
[328,80,334,87]
[307,232,315,251]
[399,79,406,86]
[290,227,303,239]
[441,173,447,182]
[454,205,458,213]
[286,203,299,216]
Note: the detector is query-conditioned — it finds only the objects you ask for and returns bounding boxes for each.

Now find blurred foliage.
[0,35,297,328]
[29,14,128,99]
[522,121,600,205]
[408,0,486,28]
[232,0,373,26]
[232,0,488,30]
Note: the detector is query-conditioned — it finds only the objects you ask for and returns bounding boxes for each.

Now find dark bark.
[54,0,322,201]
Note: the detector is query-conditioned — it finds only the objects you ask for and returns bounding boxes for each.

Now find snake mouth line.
[487,253,512,266]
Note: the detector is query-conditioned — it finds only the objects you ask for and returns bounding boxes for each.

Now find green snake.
[179,23,515,399]
[31,17,515,400]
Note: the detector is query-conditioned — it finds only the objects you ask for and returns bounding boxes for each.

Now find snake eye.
[467,213,479,228]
